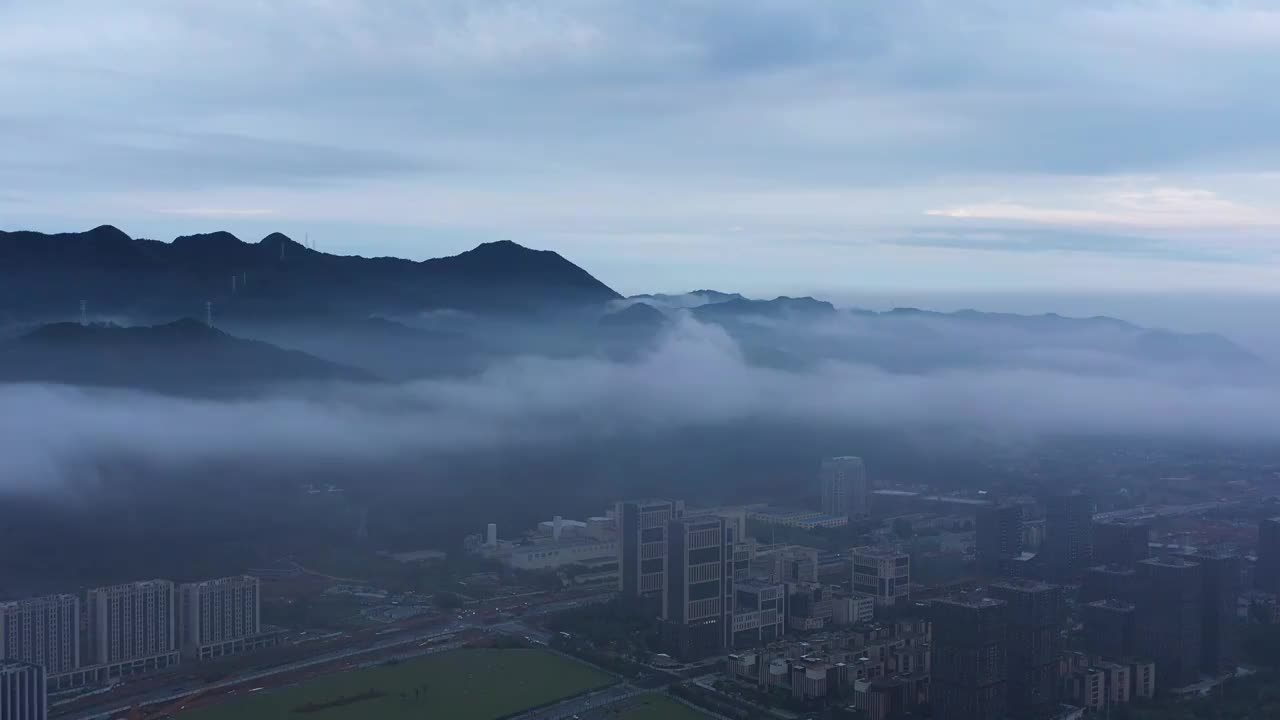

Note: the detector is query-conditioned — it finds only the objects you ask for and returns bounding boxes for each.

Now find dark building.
[1092,518,1150,568]
[930,596,1008,720]
[988,580,1062,720]
[1044,493,1093,582]
[662,515,732,660]
[616,499,684,613]
[1179,549,1240,676]
[976,504,1023,577]
[1257,517,1280,594]
[1083,599,1137,660]
[1135,557,1203,689]
[1080,564,1139,604]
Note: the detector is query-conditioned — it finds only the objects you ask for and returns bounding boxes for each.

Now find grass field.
[613,694,711,720]
[180,648,615,720]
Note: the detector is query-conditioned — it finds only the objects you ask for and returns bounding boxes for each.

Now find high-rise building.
[1044,492,1093,582]
[988,579,1063,720]
[178,576,262,661]
[1084,599,1137,660]
[820,457,869,520]
[851,547,910,608]
[0,662,46,720]
[976,504,1023,576]
[616,499,684,613]
[1092,518,1150,568]
[86,580,177,668]
[0,594,80,674]
[1135,557,1202,689]
[1257,517,1280,593]
[663,515,732,660]
[930,596,1008,720]
[1179,549,1239,676]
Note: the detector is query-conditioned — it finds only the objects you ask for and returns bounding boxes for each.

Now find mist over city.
[5,2,1280,720]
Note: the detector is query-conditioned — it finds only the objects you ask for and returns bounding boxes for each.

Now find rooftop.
[853,545,909,558]
[990,578,1057,593]
[1088,598,1136,611]
[936,595,1005,609]
[1139,556,1199,568]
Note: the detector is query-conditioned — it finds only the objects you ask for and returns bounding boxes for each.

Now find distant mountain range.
[0,226,1266,390]
[0,318,369,394]
[0,225,618,321]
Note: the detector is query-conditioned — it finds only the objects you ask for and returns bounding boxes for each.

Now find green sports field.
[180,648,615,720]
[613,693,711,720]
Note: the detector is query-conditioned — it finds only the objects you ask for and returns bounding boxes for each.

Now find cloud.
[2,317,1276,495]
[3,1,1280,292]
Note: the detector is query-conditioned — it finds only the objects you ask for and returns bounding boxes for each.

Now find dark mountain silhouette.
[599,302,668,329]
[0,319,371,394]
[0,226,620,320]
[691,296,837,321]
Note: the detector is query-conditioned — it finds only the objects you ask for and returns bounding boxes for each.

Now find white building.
[833,594,877,626]
[851,547,910,607]
[178,576,264,661]
[0,594,80,674]
[747,507,848,530]
[820,456,869,520]
[0,662,46,720]
[505,539,619,571]
[86,580,178,671]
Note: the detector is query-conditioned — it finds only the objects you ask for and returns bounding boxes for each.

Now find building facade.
[0,662,46,720]
[1135,557,1202,689]
[1180,548,1239,676]
[663,515,732,660]
[975,504,1023,577]
[930,596,1008,720]
[1045,492,1093,582]
[178,576,262,661]
[851,547,910,608]
[1084,599,1137,660]
[1092,518,1150,568]
[0,594,79,674]
[86,580,178,670]
[1256,517,1280,594]
[617,499,684,613]
[731,579,785,648]
[820,456,869,520]
[989,580,1063,720]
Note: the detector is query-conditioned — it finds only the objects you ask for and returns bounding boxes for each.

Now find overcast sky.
[3,1,1280,297]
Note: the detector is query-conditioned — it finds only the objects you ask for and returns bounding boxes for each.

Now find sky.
[3,1,1280,298]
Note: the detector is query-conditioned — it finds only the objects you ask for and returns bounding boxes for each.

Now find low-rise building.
[748,507,849,530]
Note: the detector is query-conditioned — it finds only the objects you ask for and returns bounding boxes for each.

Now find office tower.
[1044,492,1093,582]
[0,594,79,674]
[1092,518,1150,568]
[178,576,261,660]
[1257,517,1280,593]
[731,579,785,648]
[851,547,910,608]
[616,499,684,613]
[751,545,819,584]
[663,515,731,660]
[1135,557,1202,689]
[1084,599,1137,660]
[820,456,868,520]
[930,596,1008,720]
[1080,564,1139,604]
[86,580,177,666]
[0,662,46,720]
[989,580,1063,720]
[1181,549,1239,676]
[976,504,1023,576]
